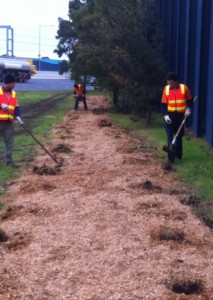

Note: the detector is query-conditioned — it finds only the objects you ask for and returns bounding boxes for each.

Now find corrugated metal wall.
[157,0,213,146]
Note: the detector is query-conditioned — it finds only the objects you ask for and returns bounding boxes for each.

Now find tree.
[55,0,166,121]
[59,60,70,75]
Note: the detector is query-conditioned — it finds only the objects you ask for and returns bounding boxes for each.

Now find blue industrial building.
[33,58,62,72]
[157,0,213,146]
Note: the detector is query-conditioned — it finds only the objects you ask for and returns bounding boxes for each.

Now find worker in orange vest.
[73,83,88,111]
[161,72,193,163]
[0,74,24,167]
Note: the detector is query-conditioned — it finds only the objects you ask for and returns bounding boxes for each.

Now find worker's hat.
[4,74,16,84]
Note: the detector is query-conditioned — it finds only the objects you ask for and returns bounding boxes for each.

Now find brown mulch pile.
[0,96,213,300]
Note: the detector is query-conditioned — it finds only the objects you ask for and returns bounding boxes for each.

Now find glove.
[16,116,24,125]
[185,107,191,117]
[1,104,9,111]
[164,115,172,124]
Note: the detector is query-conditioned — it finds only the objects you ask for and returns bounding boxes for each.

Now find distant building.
[33,58,62,72]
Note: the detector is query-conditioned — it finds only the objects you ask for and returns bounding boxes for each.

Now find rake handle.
[20,124,60,165]
[171,114,188,146]
[171,95,198,146]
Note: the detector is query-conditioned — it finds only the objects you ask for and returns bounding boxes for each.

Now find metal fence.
[157,0,213,146]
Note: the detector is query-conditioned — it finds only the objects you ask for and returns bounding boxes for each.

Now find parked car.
[86,76,96,86]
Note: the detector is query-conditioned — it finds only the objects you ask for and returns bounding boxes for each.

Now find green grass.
[0,91,73,190]
[0,91,99,177]
[111,111,213,227]
[179,138,213,199]
[18,91,68,105]
[0,92,213,227]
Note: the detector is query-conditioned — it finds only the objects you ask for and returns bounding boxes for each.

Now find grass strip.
[0,91,73,197]
[111,111,213,228]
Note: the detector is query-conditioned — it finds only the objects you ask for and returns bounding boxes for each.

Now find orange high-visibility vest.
[163,84,187,113]
[74,84,84,95]
[0,87,18,122]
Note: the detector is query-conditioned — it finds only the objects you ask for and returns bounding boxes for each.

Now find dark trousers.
[164,113,185,162]
[0,121,15,164]
[74,95,88,111]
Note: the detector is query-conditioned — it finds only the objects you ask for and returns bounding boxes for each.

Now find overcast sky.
[0,0,70,60]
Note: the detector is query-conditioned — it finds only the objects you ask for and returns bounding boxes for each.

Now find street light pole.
[38,26,41,71]
[38,25,53,71]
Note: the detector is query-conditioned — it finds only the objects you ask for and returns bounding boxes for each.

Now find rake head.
[162,144,176,155]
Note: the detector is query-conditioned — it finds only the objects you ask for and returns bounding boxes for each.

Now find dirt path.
[0,96,213,300]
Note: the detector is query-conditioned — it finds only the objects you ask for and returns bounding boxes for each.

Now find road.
[14,71,94,91]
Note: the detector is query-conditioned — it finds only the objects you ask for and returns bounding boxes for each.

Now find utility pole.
[0,25,14,57]
[38,25,53,71]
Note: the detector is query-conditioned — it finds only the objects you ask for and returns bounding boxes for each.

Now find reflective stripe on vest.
[0,88,16,98]
[0,87,17,121]
[0,114,14,120]
[75,85,84,95]
[165,84,187,112]
[165,84,185,96]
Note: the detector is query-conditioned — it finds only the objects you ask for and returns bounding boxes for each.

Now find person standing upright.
[73,83,88,111]
[161,72,193,163]
[0,74,24,167]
